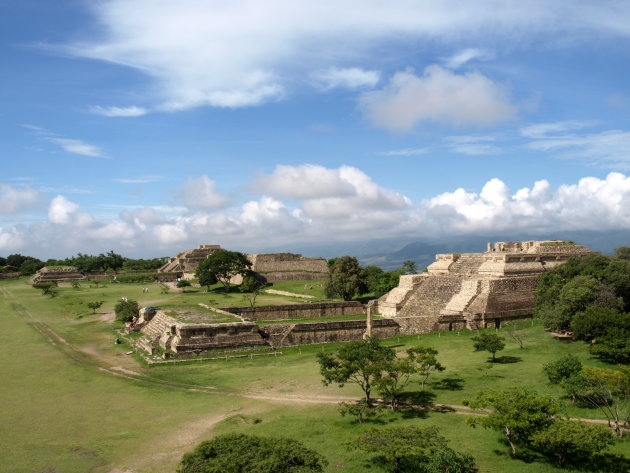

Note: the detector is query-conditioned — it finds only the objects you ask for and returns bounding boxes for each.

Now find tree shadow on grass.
[491,355,522,364]
[431,377,465,391]
[566,453,630,473]
[397,390,456,419]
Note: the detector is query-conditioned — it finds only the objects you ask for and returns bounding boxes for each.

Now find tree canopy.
[317,336,395,403]
[471,332,505,362]
[325,256,368,300]
[195,249,251,292]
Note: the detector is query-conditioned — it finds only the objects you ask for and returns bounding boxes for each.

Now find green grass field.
[1,277,628,473]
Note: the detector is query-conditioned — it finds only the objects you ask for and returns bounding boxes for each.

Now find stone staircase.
[449,254,485,275]
[141,312,177,341]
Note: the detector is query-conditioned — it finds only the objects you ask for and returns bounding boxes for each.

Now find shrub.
[115,273,156,283]
[114,299,140,322]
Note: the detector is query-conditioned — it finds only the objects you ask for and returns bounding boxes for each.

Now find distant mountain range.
[253,230,630,271]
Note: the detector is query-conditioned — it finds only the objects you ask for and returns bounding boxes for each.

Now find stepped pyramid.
[377,240,591,334]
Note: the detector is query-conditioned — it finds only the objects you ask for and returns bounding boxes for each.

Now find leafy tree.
[590,328,630,363]
[402,260,417,274]
[87,300,104,313]
[240,272,267,306]
[615,246,630,260]
[465,387,562,455]
[543,354,583,385]
[351,426,477,473]
[374,357,416,411]
[177,433,326,473]
[407,346,445,390]
[577,366,630,437]
[18,256,44,275]
[325,256,368,300]
[471,332,505,362]
[195,250,251,293]
[114,299,140,323]
[317,336,395,404]
[571,306,627,340]
[529,420,614,468]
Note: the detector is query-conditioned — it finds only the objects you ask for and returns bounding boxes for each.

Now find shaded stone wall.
[262,319,399,346]
[249,253,328,273]
[222,302,365,320]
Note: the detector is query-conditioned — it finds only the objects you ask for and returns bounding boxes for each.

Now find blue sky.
[2,0,630,258]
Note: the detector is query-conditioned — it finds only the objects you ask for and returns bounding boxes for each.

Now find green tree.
[195,250,251,293]
[325,256,368,300]
[529,420,614,467]
[338,400,383,423]
[571,306,627,340]
[543,354,583,385]
[352,426,477,473]
[471,332,505,362]
[317,336,395,404]
[615,246,630,260]
[373,357,416,411]
[577,366,630,437]
[177,433,326,473]
[590,328,630,364]
[465,387,562,455]
[407,346,445,390]
[87,300,104,313]
[402,260,417,274]
[114,299,140,322]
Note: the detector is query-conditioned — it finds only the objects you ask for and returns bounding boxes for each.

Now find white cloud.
[381,148,430,157]
[91,105,148,117]
[443,48,493,69]
[445,135,502,155]
[114,175,163,184]
[0,184,44,214]
[62,1,630,111]
[313,67,380,90]
[7,168,630,257]
[180,175,228,210]
[47,137,107,158]
[252,164,410,219]
[47,196,93,226]
[359,66,517,132]
[522,122,630,167]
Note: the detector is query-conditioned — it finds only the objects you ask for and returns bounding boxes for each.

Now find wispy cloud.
[443,48,494,69]
[114,175,163,184]
[91,105,148,117]
[313,67,380,90]
[22,125,108,158]
[445,135,502,155]
[381,148,430,157]
[521,122,630,167]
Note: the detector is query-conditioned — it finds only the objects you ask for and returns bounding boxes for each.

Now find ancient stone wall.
[222,301,364,320]
[262,319,399,346]
[248,253,328,273]
[31,267,86,284]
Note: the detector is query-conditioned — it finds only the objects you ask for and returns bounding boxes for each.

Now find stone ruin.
[376,240,592,333]
[158,245,328,282]
[131,302,398,356]
[158,244,222,274]
[247,252,328,282]
[31,266,86,285]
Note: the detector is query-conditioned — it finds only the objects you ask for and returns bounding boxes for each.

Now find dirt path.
[2,286,620,428]
[264,289,315,298]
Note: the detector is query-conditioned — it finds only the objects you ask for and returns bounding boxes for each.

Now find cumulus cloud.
[91,105,148,117]
[0,184,44,214]
[6,168,630,257]
[359,66,517,132]
[180,175,228,210]
[62,1,630,111]
[522,122,630,167]
[252,164,410,218]
[313,67,380,90]
[48,196,93,226]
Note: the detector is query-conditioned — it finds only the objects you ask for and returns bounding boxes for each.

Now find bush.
[543,354,582,384]
[176,279,192,288]
[178,433,327,473]
[114,299,140,322]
